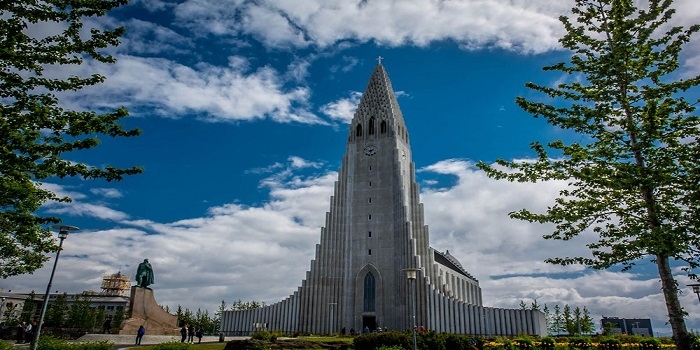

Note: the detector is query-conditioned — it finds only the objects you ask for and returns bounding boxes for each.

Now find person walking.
[15,322,26,344]
[102,317,112,334]
[24,321,33,344]
[135,325,146,345]
[180,325,187,342]
[196,325,203,344]
[187,324,195,343]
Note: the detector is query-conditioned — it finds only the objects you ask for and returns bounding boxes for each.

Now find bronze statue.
[135,259,154,288]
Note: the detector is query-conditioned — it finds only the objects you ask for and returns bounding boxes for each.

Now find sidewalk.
[4,334,249,349]
[76,334,248,346]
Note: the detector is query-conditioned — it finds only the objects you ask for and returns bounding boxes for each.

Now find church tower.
[221,63,546,336]
[297,61,438,331]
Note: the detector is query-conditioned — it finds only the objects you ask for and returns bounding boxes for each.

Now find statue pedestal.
[119,286,179,335]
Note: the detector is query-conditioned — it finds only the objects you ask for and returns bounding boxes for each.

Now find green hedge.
[353,331,486,350]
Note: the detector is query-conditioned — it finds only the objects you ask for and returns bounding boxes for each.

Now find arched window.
[356,124,363,137]
[363,272,376,312]
[380,121,387,134]
[368,117,375,135]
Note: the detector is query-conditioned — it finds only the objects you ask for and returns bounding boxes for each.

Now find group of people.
[180,324,204,343]
[15,321,36,344]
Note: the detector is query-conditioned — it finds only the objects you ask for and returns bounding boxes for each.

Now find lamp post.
[688,284,700,303]
[0,297,6,326]
[403,268,420,350]
[31,225,78,350]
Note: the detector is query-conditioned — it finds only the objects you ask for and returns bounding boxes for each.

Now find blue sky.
[3,0,700,335]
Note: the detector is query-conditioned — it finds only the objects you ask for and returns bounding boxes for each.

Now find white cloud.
[90,188,124,199]
[171,0,569,54]
[52,55,325,124]
[320,91,362,123]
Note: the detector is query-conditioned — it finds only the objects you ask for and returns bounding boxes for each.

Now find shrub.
[567,336,591,350]
[418,330,445,350]
[223,339,268,350]
[378,346,405,350]
[0,340,14,350]
[501,338,514,350]
[514,337,533,350]
[269,330,283,342]
[538,337,556,350]
[443,333,469,350]
[251,330,272,341]
[691,335,700,350]
[638,338,660,350]
[354,331,411,350]
[597,338,621,350]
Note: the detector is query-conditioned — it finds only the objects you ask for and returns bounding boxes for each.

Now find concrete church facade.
[220,63,546,336]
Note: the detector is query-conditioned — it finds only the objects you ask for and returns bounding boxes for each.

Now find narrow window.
[368,249,372,255]
[381,121,387,133]
[364,272,376,311]
[368,181,372,187]
[368,214,372,220]
[368,197,372,204]
[368,231,372,237]
[369,117,375,135]
[369,165,372,171]
[356,124,363,137]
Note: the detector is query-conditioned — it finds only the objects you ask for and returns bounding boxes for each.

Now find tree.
[562,304,575,336]
[66,295,93,328]
[0,0,141,278]
[580,307,595,334]
[230,299,266,311]
[20,291,37,322]
[550,304,563,336]
[176,305,184,326]
[477,1,699,348]
[572,306,583,336]
[519,300,528,310]
[530,299,541,311]
[214,300,227,333]
[112,308,125,329]
[45,293,68,327]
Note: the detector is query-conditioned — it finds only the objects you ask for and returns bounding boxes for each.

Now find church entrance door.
[362,316,377,331]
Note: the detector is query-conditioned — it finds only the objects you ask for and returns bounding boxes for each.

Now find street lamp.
[31,225,78,350]
[403,268,420,350]
[688,284,700,303]
[0,297,6,326]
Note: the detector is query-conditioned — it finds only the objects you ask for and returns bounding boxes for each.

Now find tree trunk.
[657,253,690,350]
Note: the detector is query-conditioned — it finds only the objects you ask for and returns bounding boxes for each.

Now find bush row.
[353,332,685,350]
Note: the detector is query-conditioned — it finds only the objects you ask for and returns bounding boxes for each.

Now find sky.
[3,0,700,336]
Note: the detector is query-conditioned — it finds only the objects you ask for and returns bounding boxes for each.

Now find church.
[220,63,546,336]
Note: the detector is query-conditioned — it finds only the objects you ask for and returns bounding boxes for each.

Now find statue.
[135,259,154,288]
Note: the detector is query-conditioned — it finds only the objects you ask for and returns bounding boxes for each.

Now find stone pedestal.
[119,286,179,335]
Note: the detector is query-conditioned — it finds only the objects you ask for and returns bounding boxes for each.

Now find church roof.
[434,249,477,281]
[352,62,407,128]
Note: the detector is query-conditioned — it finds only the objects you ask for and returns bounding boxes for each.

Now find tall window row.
[355,118,388,137]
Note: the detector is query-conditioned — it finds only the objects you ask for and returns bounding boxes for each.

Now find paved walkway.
[4,335,249,349]
[77,334,248,346]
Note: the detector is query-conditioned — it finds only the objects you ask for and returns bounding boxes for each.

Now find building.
[0,272,130,325]
[601,316,653,336]
[220,62,546,336]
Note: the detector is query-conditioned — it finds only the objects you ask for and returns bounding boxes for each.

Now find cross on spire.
[376,56,384,65]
